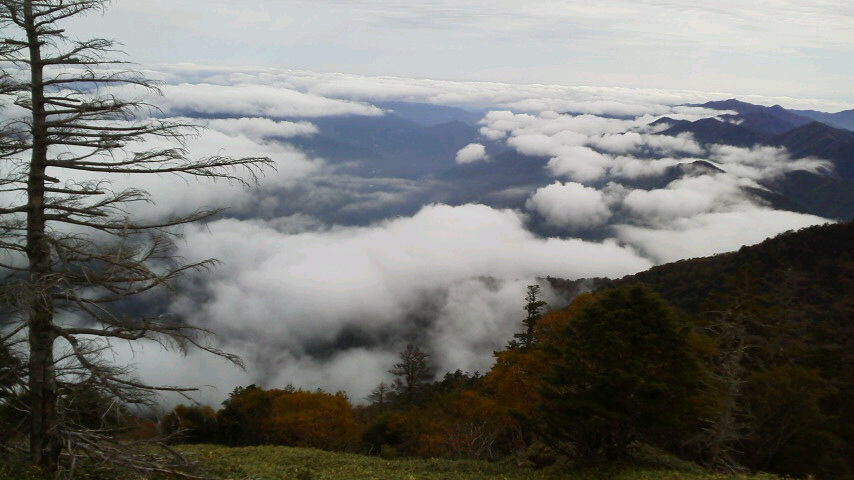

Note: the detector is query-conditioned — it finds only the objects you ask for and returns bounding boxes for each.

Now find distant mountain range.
[791,108,854,131]
[656,99,854,220]
[287,114,491,178]
[694,98,854,132]
[174,97,854,224]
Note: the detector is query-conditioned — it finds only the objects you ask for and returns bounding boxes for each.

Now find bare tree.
[366,381,392,411]
[0,0,271,474]
[693,295,755,473]
[389,344,432,399]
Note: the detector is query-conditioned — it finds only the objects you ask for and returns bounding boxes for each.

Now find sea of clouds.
[6,65,839,407]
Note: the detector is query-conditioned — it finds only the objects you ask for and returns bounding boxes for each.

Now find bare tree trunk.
[24,0,60,470]
[0,1,270,474]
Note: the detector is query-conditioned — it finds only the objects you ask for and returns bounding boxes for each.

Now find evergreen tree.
[538,285,700,461]
[509,285,547,349]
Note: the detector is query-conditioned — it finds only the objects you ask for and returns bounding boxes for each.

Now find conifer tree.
[509,285,547,349]
[538,285,700,460]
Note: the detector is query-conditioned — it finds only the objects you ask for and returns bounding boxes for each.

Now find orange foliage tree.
[267,389,363,452]
[415,389,514,459]
[379,384,512,459]
[482,293,595,420]
[380,295,599,460]
[217,385,364,451]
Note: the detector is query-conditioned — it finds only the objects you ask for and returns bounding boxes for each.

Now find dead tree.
[389,344,433,400]
[0,0,271,474]
[366,381,392,411]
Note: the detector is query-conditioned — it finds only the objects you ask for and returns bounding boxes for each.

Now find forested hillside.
[603,222,853,478]
[140,223,853,480]
[607,221,853,314]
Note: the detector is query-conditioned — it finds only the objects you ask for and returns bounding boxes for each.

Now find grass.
[177,444,783,480]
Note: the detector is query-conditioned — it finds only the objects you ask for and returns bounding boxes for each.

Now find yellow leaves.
[483,293,594,416]
[536,292,595,345]
[265,389,364,452]
[223,386,364,451]
[482,348,546,416]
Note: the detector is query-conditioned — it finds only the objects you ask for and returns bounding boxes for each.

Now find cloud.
[108,341,249,409]
[0,115,324,234]
[708,144,832,180]
[8,63,846,409]
[268,348,400,398]
[526,182,612,228]
[150,65,756,115]
[476,109,711,184]
[427,276,543,375]
[622,175,739,220]
[483,110,635,140]
[164,203,651,400]
[507,133,567,157]
[206,118,318,141]
[608,156,682,180]
[154,83,384,118]
[586,131,704,156]
[545,146,612,182]
[142,65,852,117]
[642,132,706,156]
[455,143,489,164]
[78,123,323,223]
[614,209,832,264]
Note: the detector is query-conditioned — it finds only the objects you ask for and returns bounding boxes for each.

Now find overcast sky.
[69,0,854,105]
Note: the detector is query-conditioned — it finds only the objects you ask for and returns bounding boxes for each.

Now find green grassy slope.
[178,445,781,480]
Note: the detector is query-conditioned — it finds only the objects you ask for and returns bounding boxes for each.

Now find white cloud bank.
[206,117,319,141]
[10,65,841,408]
[480,110,714,184]
[124,70,838,404]
[526,182,612,228]
[144,82,385,118]
[161,204,652,401]
[146,65,852,116]
[615,209,831,264]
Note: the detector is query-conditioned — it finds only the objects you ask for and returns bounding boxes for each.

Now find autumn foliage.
[155,224,853,480]
[167,385,364,452]
[267,389,363,451]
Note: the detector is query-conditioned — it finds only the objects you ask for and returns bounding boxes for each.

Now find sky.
[67,0,854,105]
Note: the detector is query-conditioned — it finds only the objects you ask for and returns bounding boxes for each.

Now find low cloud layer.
[149,65,852,115]
[145,82,384,118]
[136,71,837,404]
[162,204,652,401]
[206,118,319,141]
[614,209,830,263]
[6,67,841,408]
